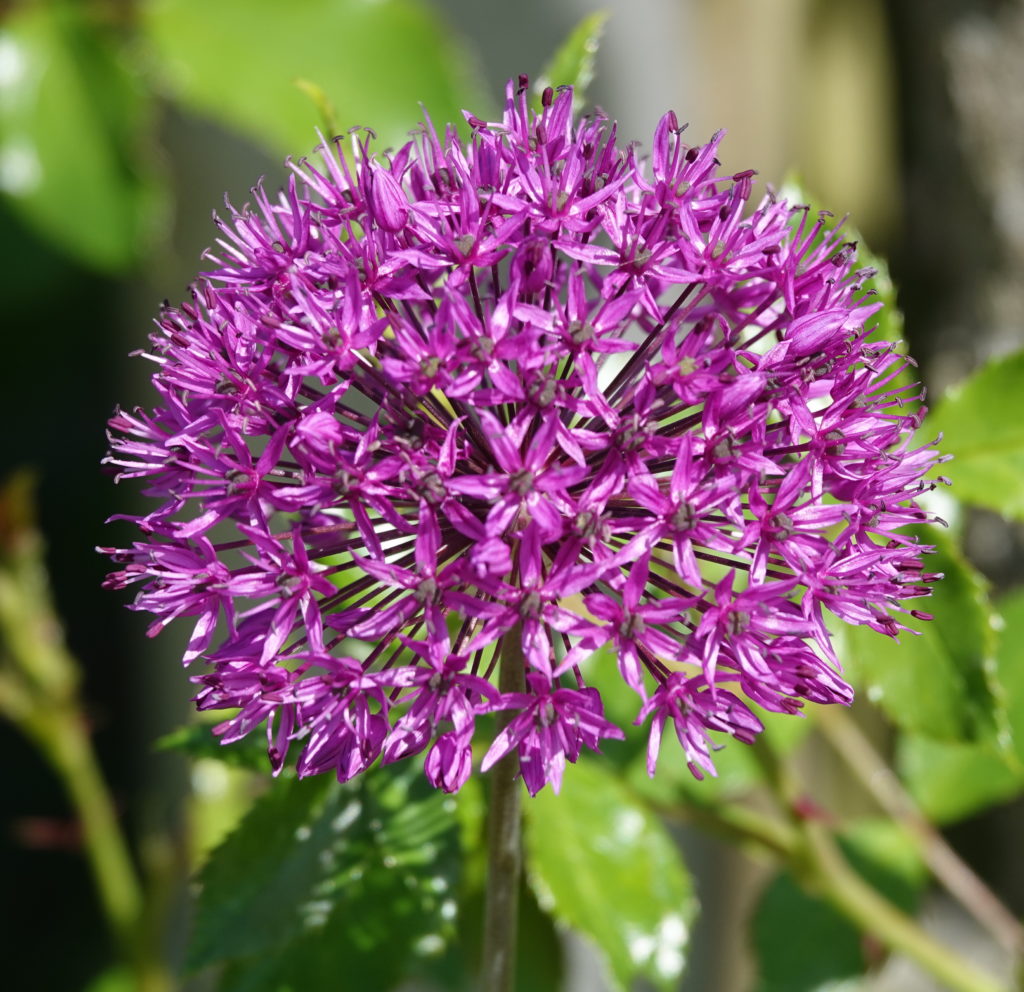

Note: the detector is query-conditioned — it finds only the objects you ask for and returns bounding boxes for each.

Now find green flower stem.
[0,476,170,992]
[794,817,1006,992]
[748,736,1008,992]
[481,626,526,992]
[814,704,1024,957]
[651,794,798,860]
[686,793,1006,991]
[19,703,166,988]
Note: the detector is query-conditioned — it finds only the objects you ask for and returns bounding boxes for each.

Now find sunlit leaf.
[156,721,270,769]
[844,525,1002,743]
[0,3,165,270]
[189,763,462,990]
[141,0,490,157]
[534,11,609,110]
[898,585,1024,822]
[897,736,1021,825]
[924,349,1024,520]
[524,758,696,992]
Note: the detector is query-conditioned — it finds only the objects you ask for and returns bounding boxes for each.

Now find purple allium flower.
[102,77,944,795]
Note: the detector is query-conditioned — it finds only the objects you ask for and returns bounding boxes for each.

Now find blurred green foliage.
[1,1,165,270]
[3,4,1024,992]
[0,0,488,272]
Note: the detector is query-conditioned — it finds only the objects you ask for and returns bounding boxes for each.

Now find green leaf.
[189,763,463,990]
[753,820,925,992]
[141,0,490,158]
[843,525,1002,743]
[924,350,1024,519]
[535,11,609,110]
[83,968,133,992]
[897,736,1021,825]
[898,585,1024,822]
[0,2,165,271]
[524,758,697,992]
[156,721,270,769]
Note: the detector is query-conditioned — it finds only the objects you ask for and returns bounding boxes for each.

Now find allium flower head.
[103,77,943,795]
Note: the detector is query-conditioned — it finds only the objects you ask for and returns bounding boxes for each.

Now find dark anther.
[226,469,252,495]
[527,374,557,408]
[618,613,647,639]
[770,512,794,540]
[509,468,535,496]
[726,611,750,636]
[414,576,440,605]
[417,470,446,506]
[670,501,697,531]
[419,355,441,379]
[538,699,557,726]
[712,438,733,461]
[569,320,594,346]
[615,416,649,453]
[470,335,495,361]
[573,510,606,541]
[432,167,453,193]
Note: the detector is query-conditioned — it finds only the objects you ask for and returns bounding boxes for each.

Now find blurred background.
[2,0,1023,989]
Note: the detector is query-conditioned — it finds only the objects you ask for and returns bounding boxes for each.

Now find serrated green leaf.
[924,350,1024,519]
[189,763,462,990]
[141,0,490,158]
[156,721,270,769]
[753,820,924,992]
[524,758,696,992]
[898,585,1024,822]
[534,11,609,111]
[0,2,165,270]
[844,525,1001,743]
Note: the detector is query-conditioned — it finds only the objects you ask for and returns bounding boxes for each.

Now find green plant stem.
[743,737,1008,992]
[652,795,797,860]
[6,697,171,992]
[815,704,1024,956]
[0,475,171,992]
[481,627,526,992]
[22,705,139,955]
[796,819,1006,992]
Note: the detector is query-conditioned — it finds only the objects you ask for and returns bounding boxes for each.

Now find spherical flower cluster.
[102,78,942,795]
